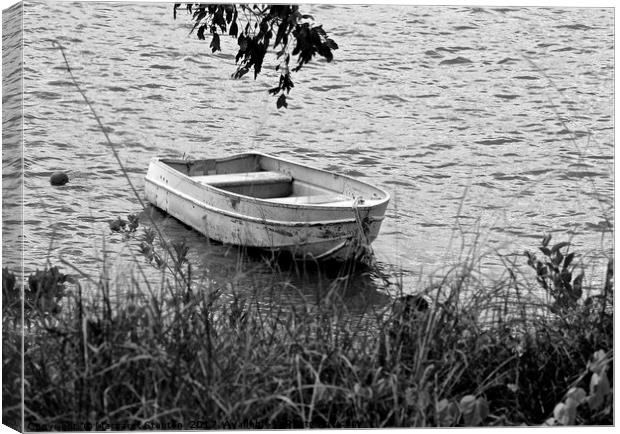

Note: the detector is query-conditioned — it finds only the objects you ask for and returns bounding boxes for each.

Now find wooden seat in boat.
[193,171,293,198]
[267,194,353,206]
[193,171,292,187]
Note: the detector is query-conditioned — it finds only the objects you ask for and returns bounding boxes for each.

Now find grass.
[1,231,613,430]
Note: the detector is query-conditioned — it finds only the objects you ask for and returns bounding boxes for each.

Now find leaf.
[542,234,552,247]
[233,65,250,79]
[566,387,587,404]
[524,250,534,264]
[276,93,288,109]
[320,44,334,62]
[253,43,266,78]
[460,395,487,426]
[229,21,238,37]
[325,37,339,50]
[587,350,609,374]
[237,35,248,52]
[592,371,611,397]
[313,24,326,36]
[563,252,575,269]
[459,395,476,425]
[572,273,584,295]
[587,393,603,412]
[404,387,416,407]
[192,10,207,32]
[460,395,475,412]
[570,283,582,302]
[197,25,206,41]
[264,30,273,47]
[588,371,610,410]
[436,399,459,427]
[475,397,489,423]
[553,402,571,425]
[192,8,207,27]
[564,397,578,425]
[353,382,361,395]
[560,269,572,286]
[275,18,289,48]
[210,33,221,53]
[551,241,570,253]
[213,6,227,33]
[280,72,294,93]
[539,246,552,256]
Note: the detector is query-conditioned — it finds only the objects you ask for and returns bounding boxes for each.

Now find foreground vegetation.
[2,233,613,429]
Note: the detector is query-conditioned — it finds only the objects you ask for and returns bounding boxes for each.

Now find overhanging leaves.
[276,94,288,109]
[210,32,221,52]
[178,3,338,108]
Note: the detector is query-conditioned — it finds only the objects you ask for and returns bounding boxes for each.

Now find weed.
[525,235,584,312]
[109,213,140,238]
[2,234,612,429]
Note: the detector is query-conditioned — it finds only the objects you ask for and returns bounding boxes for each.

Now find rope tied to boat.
[352,196,375,264]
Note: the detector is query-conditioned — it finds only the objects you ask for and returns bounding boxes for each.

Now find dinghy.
[144,152,390,261]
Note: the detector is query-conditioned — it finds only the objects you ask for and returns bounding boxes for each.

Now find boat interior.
[162,155,364,206]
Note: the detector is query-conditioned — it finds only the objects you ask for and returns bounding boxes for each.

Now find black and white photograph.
[1,0,614,430]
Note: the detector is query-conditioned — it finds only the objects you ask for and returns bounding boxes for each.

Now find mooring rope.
[52,41,189,287]
[351,196,374,264]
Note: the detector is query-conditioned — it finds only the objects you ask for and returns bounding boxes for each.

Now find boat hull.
[144,153,390,261]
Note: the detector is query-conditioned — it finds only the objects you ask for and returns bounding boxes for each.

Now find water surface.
[4,2,614,296]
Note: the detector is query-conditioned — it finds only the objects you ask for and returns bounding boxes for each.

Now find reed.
[2,232,613,429]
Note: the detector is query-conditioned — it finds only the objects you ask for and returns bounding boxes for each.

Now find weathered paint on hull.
[144,153,390,262]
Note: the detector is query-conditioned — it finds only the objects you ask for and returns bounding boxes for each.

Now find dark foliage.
[2,268,22,431]
[2,267,19,310]
[4,236,613,428]
[525,236,613,316]
[175,4,338,108]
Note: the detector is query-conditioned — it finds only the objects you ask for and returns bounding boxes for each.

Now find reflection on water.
[3,2,613,307]
[137,205,394,314]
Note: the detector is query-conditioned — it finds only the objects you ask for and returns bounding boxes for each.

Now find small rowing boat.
[144,152,390,261]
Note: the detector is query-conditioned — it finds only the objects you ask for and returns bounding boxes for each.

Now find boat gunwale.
[152,152,391,209]
[145,176,386,228]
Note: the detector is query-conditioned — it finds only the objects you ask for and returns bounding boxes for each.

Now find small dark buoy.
[50,171,69,186]
[109,217,126,232]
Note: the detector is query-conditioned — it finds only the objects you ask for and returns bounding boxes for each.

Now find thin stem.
[52,41,188,288]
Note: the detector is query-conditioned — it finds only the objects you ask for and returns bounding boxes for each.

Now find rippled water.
[3,2,614,295]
